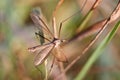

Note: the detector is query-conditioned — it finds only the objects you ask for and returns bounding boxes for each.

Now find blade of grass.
[75,20,120,80]
[77,10,93,32]
[77,0,102,32]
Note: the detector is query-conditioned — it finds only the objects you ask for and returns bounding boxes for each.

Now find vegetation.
[0,0,120,80]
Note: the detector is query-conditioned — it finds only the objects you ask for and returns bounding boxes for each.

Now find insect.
[28,0,89,67]
[28,9,68,66]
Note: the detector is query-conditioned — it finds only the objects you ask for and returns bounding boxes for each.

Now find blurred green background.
[0,0,120,80]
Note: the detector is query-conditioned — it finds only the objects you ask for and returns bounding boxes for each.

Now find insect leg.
[58,0,88,38]
[47,56,55,79]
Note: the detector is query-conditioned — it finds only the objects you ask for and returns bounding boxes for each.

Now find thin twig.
[53,0,65,17]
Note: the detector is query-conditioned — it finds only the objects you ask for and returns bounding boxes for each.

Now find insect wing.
[30,11,53,38]
[53,45,67,62]
[28,44,50,54]
[33,43,55,66]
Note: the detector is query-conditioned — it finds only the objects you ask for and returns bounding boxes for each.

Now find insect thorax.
[52,38,64,47]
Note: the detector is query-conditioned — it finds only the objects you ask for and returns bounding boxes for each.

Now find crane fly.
[28,10,67,66]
